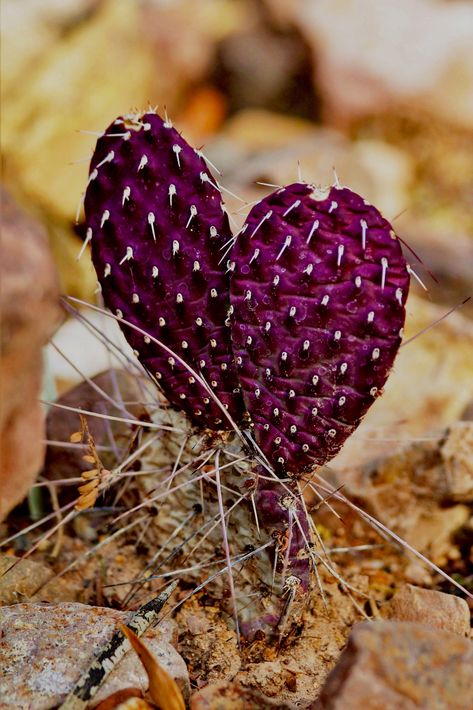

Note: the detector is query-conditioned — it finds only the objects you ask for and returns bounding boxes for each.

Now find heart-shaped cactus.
[82,112,411,638]
[84,113,245,430]
[230,182,409,475]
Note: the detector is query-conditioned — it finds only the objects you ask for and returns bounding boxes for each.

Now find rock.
[0,556,82,605]
[0,603,189,708]
[0,0,99,103]
[179,573,367,709]
[441,423,473,501]
[267,0,473,130]
[382,584,470,637]
[329,422,473,555]
[1,0,233,226]
[0,557,53,605]
[190,681,293,709]
[212,18,314,118]
[313,621,473,710]
[0,188,61,521]
[46,311,135,387]
[208,110,413,220]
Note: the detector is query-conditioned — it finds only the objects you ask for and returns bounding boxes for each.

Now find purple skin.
[230,182,410,477]
[255,476,311,588]
[84,112,245,430]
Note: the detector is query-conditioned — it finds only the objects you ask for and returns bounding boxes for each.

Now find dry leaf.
[95,687,145,710]
[72,415,112,511]
[119,625,185,710]
[113,700,154,710]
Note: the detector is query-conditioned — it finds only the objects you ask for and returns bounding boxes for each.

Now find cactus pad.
[84,112,245,430]
[230,183,410,475]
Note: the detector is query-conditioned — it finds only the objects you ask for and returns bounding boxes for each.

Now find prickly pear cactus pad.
[84,112,245,430]
[230,182,410,475]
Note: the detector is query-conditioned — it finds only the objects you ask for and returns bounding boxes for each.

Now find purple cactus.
[230,182,409,476]
[84,113,245,430]
[82,113,410,639]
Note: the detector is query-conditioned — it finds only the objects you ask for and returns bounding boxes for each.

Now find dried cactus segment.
[230,182,410,475]
[84,112,245,430]
[254,476,311,592]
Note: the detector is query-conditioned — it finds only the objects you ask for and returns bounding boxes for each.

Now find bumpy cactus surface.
[230,182,410,475]
[84,113,245,430]
[83,110,409,637]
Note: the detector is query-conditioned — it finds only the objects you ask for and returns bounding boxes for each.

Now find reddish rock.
[313,621,473,710]
[382,584,470,637]
[190,681,294,710]
[0,188,60,521]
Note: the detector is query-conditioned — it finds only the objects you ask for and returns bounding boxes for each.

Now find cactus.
[230,182,410,475]
[82,111,409,639]
[84,112,245,431]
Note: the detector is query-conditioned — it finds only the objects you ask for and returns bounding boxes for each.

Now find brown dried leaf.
[81,468,100,480]
[95,687,145,710]
[78,479,99,496]
[119,625,185,710]
[82,454,96,464]
[75,490,98,511]
[113,700,154,710]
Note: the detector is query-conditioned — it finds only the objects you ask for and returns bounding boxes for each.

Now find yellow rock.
[2,0,159,224]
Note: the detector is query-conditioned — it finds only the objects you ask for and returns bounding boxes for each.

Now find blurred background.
[2,0,473,463]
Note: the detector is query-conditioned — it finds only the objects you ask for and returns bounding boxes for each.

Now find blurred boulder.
[2,0,235,299]
[382,584,470,636]
[266,0,473,130]
[312,621,473,709]
[208,109,413,218]
[0,189,60,521]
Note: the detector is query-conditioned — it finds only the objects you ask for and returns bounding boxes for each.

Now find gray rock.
[0,603,189,708]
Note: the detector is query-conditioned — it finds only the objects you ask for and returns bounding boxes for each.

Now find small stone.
[0,603,189,708]
[190,681,292,710]
[441,422,473,501]
[403,562,432,588]
[312,621,473,710]
[382,584,471,637]
[0,557,53,605]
